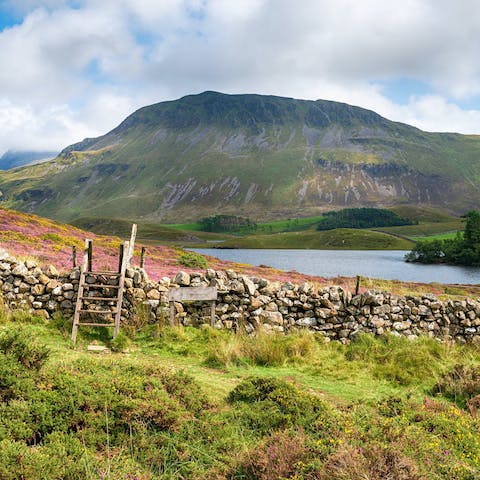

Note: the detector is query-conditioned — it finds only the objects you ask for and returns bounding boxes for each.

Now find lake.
[191,249,480,284]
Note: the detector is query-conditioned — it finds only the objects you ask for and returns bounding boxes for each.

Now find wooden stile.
[71,224,137,344]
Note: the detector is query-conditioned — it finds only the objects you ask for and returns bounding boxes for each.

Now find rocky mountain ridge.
[0,91,479,221]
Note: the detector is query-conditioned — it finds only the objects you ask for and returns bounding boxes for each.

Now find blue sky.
[0,0,479,153]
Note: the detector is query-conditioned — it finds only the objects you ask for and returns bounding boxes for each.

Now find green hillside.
[1,91,480,222]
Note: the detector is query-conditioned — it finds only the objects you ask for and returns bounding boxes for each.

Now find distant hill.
[0,150,58,170]
[0,91,479,222]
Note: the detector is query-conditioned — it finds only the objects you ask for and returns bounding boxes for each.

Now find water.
[191,249,480,284]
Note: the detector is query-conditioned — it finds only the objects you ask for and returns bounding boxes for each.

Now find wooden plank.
[83,284,120,289]
[80,296,118,301]
[169,287,217,302]
[210,300,216,327]
[85,271,120,276]
[113,239,129,338]
[169,301,176,326]
[80,323,115,327]
[79,309,117,314]
[71,238,91,343]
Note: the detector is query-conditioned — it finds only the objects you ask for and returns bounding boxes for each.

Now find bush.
[317,445,422,480]
[232,429,310,480]
[227,377,328,432]
[0,327,50,370]
[110,332,130,352]
[177,252,208,269]
[432,364,480,408]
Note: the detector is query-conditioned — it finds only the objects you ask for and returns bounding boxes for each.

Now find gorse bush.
[0,327,50,369]
[177,251,208,269]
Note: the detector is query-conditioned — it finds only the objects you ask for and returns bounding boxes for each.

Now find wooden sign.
[169,287,218,327]
[169,287,217,302]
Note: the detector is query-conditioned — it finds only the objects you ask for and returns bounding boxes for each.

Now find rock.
[146,289,160,300]
[62,283,74,291]
[296,317,317,327]
[174,271,190,286]
[25,259,37,269]
[25,275,38,285]
[45,264,59,277]
[31,284,45,296]
[12,264,28,277]
[243,276,256,296]
[259,310,283,325]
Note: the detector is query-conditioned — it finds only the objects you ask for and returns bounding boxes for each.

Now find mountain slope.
[0,91,479,222]
[0,150,58,170]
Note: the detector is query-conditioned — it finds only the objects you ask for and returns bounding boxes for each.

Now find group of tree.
[199,214,257,233]
[405,211,480,266]
[316,208,413,231]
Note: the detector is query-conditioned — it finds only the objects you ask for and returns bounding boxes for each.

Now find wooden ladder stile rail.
[71,224,137,344]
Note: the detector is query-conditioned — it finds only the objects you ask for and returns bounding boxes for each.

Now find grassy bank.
[208,228,415,249]
[1,304,479,479]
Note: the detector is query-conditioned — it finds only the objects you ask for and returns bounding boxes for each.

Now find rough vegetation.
[0,311,479,479]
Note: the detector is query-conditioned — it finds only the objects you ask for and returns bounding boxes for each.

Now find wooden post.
[72,246,77,268]
[118,243,124,273]
[126,224,137,266]
[140,247,146,269]
[355,275,361,296]
[210,300,216,327]
[87,240,93,272]
[169,301,175,326]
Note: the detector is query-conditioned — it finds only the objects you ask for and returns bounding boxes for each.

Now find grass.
[168,215,326,235]
[210,228,415,249]
[1,305,480,479]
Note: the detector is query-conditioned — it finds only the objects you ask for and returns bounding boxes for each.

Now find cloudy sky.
[0,0,479,154]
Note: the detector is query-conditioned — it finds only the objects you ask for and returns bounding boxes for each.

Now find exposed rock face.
[1,250,479,344]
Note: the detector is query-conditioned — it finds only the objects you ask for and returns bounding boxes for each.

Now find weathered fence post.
[72,246,77,268]
[118,243,124,273]
[355,275,361,296]
[87,240,93,272]
[140,247,146,269]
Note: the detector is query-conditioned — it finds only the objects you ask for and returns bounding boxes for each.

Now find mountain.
[0,91,479,222]
[0,150,58,170]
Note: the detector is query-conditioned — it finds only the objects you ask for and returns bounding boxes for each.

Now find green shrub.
[110,331,130,352]
[0,327,50,370]
[228,377,328,432]
[432,364,480,407]
[177,251,208,269]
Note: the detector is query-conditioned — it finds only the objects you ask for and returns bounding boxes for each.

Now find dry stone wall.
[1,248,479,344]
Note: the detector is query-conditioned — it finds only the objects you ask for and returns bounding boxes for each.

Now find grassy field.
[207,228,415,250]
[1,306,479,480]
[69,209,463,251]
[168,215,325,235]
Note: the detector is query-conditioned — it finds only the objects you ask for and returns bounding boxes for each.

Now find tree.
[464,211,480,246]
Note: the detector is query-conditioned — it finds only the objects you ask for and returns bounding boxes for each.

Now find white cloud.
[0,0,480,154]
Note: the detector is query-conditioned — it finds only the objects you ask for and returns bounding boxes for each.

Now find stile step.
[79,309,117,314]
